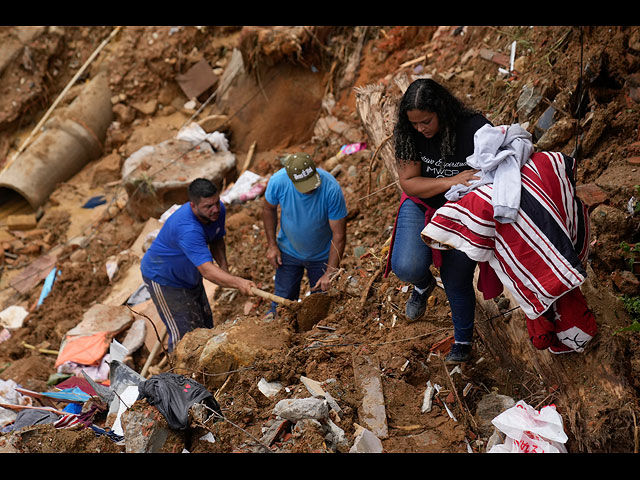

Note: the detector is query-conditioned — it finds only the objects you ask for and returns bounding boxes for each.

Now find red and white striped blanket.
[421,151,597,353]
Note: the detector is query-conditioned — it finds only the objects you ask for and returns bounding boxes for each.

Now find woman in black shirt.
[389,78,491,364]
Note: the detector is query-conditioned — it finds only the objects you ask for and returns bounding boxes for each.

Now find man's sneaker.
[405,279,436,321]
[445,343,472,364]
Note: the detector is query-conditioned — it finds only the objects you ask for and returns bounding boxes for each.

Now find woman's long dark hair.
[394,78,477,165]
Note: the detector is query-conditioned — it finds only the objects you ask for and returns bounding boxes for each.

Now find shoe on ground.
[405,279,436,321]
[445,343,472,364]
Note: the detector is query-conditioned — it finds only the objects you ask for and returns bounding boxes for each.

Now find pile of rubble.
[1,25,640,453]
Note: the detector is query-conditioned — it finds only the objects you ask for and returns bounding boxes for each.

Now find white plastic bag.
[488,400,568,453]
[176,122,229,152]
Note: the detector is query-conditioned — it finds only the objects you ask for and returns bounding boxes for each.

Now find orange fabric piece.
[54,331,110,368]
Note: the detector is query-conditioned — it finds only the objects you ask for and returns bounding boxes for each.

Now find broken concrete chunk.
[258,378,283,398]
[273,397,329,423]
[475,393,516,438]
[300,375,343,418]
[121,138,236,220]
[349,427,384,453]
[6,214,37,231]
[352,354,388,439]
[120,395,187,453]
[176,58,218,100]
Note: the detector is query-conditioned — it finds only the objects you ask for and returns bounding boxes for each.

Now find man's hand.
[236,277,257,296]
[266,244,282,269]
[312,272,332,292]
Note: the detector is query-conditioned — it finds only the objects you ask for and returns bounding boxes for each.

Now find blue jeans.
[269,251,328,312]
[390,199,477,344]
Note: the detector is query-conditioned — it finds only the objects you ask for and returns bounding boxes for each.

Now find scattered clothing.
[137,373,222,431]
[446,123,534,224]
[423,151,596,352]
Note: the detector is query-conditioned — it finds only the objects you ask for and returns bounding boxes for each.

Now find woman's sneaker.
[445,343,472,364]
[405,279,436,321]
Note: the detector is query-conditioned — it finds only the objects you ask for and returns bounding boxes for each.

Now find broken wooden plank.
[9,250,59,294]
[6,213,37,231]
[479,48,510,68]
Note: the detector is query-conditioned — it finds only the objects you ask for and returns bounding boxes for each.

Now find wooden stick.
[241,141,256,174]
[251,287,296,306]
[141,331,167,378]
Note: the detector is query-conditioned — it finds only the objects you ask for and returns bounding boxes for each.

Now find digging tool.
[251,287,297,307]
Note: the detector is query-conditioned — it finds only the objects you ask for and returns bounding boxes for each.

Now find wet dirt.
[0,25,640,453]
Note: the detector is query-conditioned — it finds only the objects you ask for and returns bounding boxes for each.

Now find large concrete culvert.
[0,70,113,213]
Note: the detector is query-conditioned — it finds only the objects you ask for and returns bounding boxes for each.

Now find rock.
[576,182,608,208]
[121,139,236,220]
[91,152,122,187]
[625,72,640,104]
[352,354,388,439]
[6,214,37,230]
[131,99,158,116]
[120,399,187,453]
[257,378,282,398]
[349,427,384,453]
[475,392,515,438]
[273,397,330,422]
[325,418,349,451]
[536,117,576,150]
[590,204,632,239]
[173,319,292,390]
[611,270,640,296]
[198,114,229,133]
[517,83,543,123]
[112,103,135,124]
[596,162,640,195]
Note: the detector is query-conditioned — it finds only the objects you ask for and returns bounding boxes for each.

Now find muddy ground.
[1,25,640,453]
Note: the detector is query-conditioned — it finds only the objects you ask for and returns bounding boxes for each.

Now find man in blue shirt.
[262,153,347,316]
[141,178,256,351]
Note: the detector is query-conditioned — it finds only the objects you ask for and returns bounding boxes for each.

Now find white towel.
[445,123,533,223]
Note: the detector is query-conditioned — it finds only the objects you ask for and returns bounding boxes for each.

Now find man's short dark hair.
[188,178,218,202]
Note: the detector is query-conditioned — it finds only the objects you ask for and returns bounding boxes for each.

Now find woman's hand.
[451,169,481,187]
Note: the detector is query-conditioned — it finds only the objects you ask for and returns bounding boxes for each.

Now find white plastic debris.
[177,122,229,152]
[160,204,181,223]
[257,378,282,398]
[488,400,568,453]
[111,385,140,436]
[220,170,267,205]
[0,305,29,329]
[421,380,436,413]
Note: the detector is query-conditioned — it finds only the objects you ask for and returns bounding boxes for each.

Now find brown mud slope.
[1,26,640,453]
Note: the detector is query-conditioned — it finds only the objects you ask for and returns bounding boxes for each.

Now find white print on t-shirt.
[420,155,467,178]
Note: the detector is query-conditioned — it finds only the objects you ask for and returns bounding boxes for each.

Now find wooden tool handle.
[251,287,296,306]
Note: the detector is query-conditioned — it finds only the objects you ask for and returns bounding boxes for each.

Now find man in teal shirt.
[262,153,347,316]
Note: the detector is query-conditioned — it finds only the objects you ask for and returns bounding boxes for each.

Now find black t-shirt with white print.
[414,113,491,209]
